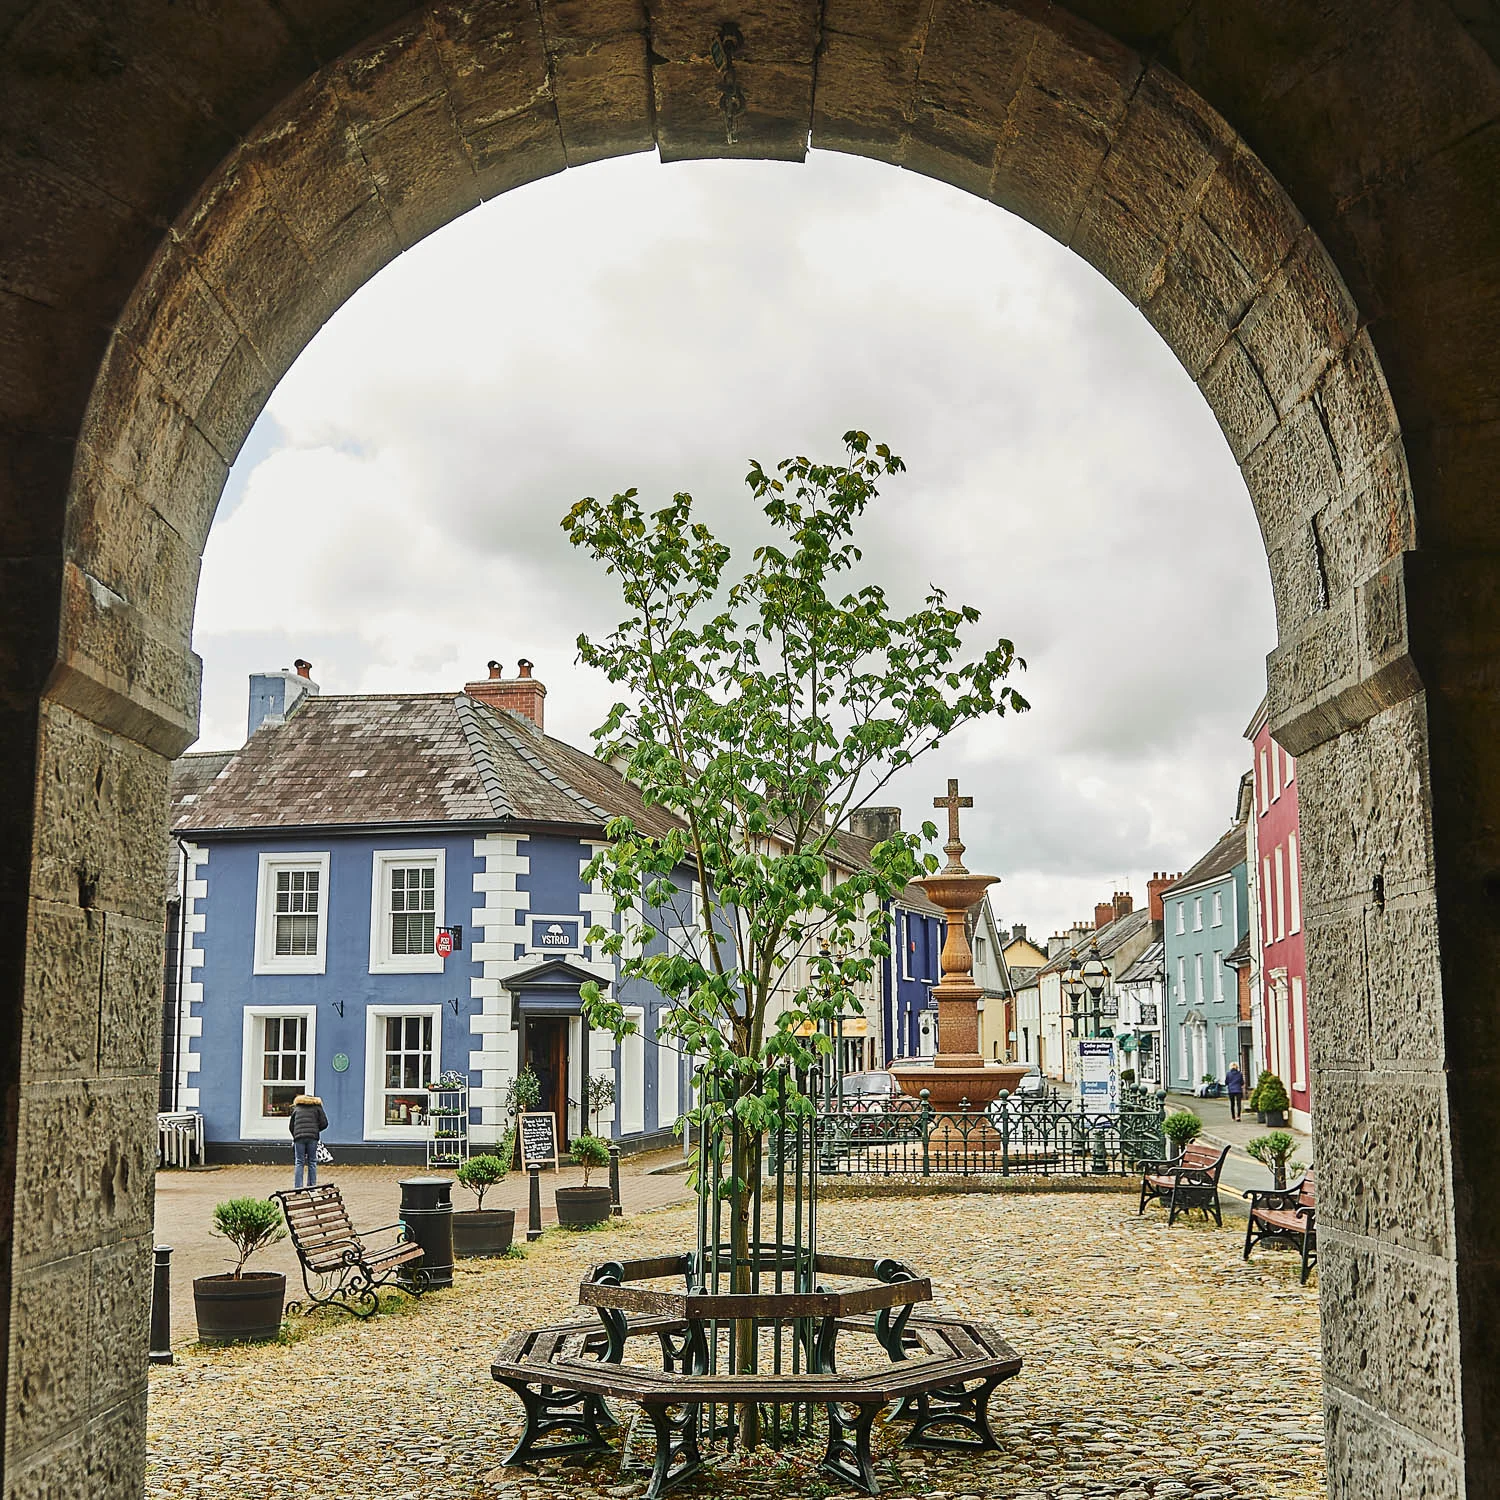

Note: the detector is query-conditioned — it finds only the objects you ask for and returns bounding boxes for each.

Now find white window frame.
[1263,857,1274,944]
[1274,845,1287,942]
[239,1005,317,1141]
[1289,833,1303,934]
[1213,952,1224,1002]
[1259,748,1270,815]
[1192,895,1203,931]
[1175,902,1185,935]
[1176,954,1187,1001]
[1195,952,1205,1002]
[1290,977,1307,1092]
[656,1013,680,1132]
[1286,749,1295,783]
[364,1004,442,1140]
[254,852,331,975]
[901,912,914,981]
[1273,741,1283,799]
[620,1005,646,1134]
[369,849,445,975]
[1212,890,1223,927]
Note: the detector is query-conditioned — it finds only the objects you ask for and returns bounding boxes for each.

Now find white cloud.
[195,150,1275,940]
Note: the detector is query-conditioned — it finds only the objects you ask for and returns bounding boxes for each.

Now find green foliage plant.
[212,1197,286,1278]
[455,1153,509,1210]
[1245,1130,1304,1191]
[1257,1074,1291,1113]
[563,432,1025,1314]
[505,1065,542,1120]
[587,1073,617,1135]
[1248,1069,1275,1112]
[1162,1109,1204,1155]
[570,1133,611,1188]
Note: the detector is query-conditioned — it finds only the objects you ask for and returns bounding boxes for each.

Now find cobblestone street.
[147,1189,1322,1499]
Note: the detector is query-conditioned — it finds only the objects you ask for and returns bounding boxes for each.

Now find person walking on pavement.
[289,1093,328,1188]
[1225,1063,1245,1121]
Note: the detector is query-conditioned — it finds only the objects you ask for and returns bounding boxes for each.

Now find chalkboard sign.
[518,1111,559,1170]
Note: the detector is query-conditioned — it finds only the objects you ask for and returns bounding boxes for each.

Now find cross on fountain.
[934,777,973,870]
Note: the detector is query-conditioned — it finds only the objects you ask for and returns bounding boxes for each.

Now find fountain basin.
[889,1060,1031,1110]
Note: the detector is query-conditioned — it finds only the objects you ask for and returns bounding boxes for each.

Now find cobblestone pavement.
[147,1191,1323,1500]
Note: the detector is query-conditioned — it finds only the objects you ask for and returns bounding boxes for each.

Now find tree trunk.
[731,1126,762,1449]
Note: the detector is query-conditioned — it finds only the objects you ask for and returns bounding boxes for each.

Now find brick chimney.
[1113,890,1133,921]
[850,807,902,844]
[1094,901,1115,930]
[1147,871,1179,923]
[464,658,547,730]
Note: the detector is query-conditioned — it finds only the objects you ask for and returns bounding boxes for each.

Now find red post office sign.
[435,929,454,959]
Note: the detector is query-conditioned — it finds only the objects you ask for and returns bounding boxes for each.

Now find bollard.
[148,1246,173,1365]
[608,1142,622,1217]
[527,1166,543,1242]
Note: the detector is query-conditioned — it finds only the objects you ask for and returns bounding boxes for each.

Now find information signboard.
[1076,1038,1119,1117]
[518,1110,559,1170]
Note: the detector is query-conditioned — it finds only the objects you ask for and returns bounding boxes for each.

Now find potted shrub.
[504,1065,542,1168]
[1258,1072,1291,1128]
[1245,1130,1304,1191]
[193,1197,287,1344]
[587,1073,617,1135]
[1249,1069,1274,1123]
[1162,1109,1204,1160]
[555,1134,612,1226]
[452,1153,516,1257]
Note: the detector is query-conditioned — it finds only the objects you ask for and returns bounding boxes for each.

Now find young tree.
[564,432,1026,1417]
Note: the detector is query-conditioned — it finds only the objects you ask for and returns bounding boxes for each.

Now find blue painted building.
[1162,814,1250,1093]
[168,664,691,1160]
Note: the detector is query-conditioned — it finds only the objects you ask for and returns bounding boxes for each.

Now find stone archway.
[3,4,1497,1496]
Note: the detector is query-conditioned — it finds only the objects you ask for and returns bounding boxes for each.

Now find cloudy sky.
[194,150,1275,942]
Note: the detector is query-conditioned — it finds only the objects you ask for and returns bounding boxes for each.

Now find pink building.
[1246,700,1311,1132]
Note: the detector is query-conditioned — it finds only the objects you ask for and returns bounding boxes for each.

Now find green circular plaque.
[331,1052,350,1073]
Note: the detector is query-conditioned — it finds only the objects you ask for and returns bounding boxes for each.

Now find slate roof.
[823,824,944,916]
[1037,905,1155,976]
[173,694,683,837]
[1117,939,1165,985]
[1167,821,1248,895]
[1225,930,1253,967]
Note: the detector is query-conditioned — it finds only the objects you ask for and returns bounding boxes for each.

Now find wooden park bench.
[1137,1141,1231,1227]
[492,1312,1022,1499]
[271,1184,429,1318]
[1243,1169,1317,1282]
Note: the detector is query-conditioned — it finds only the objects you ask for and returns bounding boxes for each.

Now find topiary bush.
[211,1197,286,1278]
[1245,1130,1303,1190]
[1162,1109,1204,1156]
[570,1133,611,1187]
[456,1153,509,1210]
[1257,1073,1291,1114]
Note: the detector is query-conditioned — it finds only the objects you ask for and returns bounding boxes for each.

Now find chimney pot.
[518,659,534,679]
[294,659,312,678]
[466,660,547,730]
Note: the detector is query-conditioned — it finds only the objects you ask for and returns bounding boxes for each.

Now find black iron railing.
[814,1087,1166,1178]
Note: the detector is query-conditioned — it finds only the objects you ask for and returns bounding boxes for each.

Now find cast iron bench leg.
[902,1374,1003,1451]
[821,1400,882,1496]
[499,1378,615,1465]
[641,1402,704,1500]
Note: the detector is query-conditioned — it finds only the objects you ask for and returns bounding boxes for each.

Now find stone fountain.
[891,779,1029,1109]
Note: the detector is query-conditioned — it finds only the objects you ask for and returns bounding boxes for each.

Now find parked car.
[838,1071,910,1113]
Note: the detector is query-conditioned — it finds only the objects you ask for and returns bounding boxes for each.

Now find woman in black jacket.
[289,1093,329,1188]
